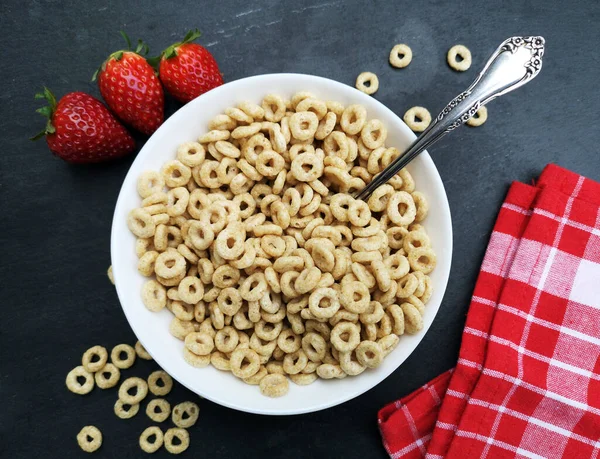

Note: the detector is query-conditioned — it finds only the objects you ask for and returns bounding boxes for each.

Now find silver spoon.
[355,36,545,201]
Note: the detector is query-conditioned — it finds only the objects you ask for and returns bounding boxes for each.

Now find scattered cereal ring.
[107,265,115,285]
[164,427,190,454]
[111,344,136,369]
[77,426,102,453]
[66,366,94,395]
[447,44,472,71]
[403,106,432,132]
[114,399,140,419]
[139,426,164,454]
[466,106,487,127]
[135,340,153,361]
[389,44,412,68]
[81,345,108,373]
[95,363,120,389]
[118,377,148,405]
[259,373,289,397]
[146,398,171,423]
[148,370,173,397]
[355,72,379,95]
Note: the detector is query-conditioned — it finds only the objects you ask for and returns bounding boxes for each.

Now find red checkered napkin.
[378,164,600,458]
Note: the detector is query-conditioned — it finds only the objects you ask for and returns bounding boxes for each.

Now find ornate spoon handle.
[355,36,545,201]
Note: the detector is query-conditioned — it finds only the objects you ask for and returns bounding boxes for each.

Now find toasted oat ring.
[141,280,167,312]
[294,267,321,294]
[408,247,437,274]
[290,111,319,141]
[215,287,242,316]
[355,72,379,95]
[283,349,309,375]
[387,191,416,226]
[94,363,120,389]
[164,427,190,454]
[330,194,352,222]
[290,372,318,385]
[340,104,367,135]
[148,370,173,396]
[176,276,203,305]
[139,426,164,453]
[259,373,289,397]
[330,322,361,352]
[183,348,211,368]
[243,365,268,385]
[301,332,327,362]
[403,106,432,133]
[254,320,283,342]
[240,272,268,301]
[118,377,148,405]
[177,141,205,167]
[77,426,102,452]
[356,340,384,368]
[401,302,424,334]
[215,225,246,260]
[137,171,165,198]
[230,348,261,379]
[447,44,472,71]
[378,334,400,357]
[341,281,370,314]
[262,94,286,122]
[361,119,387,149]
[339,350,366,375]
[277,329,302,353]
[114,399,139,419]
[81,345,108,373]
[291,152,324,182]
[66,366,94,394]
[466,106,487,127]
[161,160,192,188]
[308,287,340,319]
[323,131,349,160]
[146,398,171,423]
[316,363,345,379]
[172,401,200,428]
[256,150,285,177]
[315,111,337,140]
[348,200,371,227]
[387,303,406,335]
[184,332,214,356]
[212,265,241,288]
[128,208,156,238]
[110,344,135,369]
[214,326,240,353]
[154,251,186,280]
[389,44,412,68]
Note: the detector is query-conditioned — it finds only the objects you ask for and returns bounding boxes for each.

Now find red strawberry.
[94,33,164,135]
[32,87,135,164]
[157,29,223,103]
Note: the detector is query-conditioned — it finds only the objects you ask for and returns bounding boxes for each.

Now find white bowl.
[111,73,452,415]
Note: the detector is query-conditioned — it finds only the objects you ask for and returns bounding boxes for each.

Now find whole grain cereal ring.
[277,329,302,354]
[330,322,361,352]
[466,106,487,127]
[171,401,200,429]
[256,150,285,177]
[376,312,393,338]
[177,141,205,167]
[329,309,358,327]
[447,44,471,71]
[361,119,387,149]
[161,160,192,188]
[176,276,203,305]
[128,208,156,238]
[387,191,416,226]
[215,225,246,260]
[217,287,243,315]
[185,332,214,356]
[355,72,379,95]
[114,399,139,419]
[389,44,412,68]
[137,171,165,199]
[146,398,171,423]
[66,366,94,395]
[386,226,408,250]
[254,320,283,341]
[323,131,349,160]
[214,326,240,353]
[111,344,136,369]
[339,350,366,375]
[316,363,345,379]
[187,220,215,252]
[154,251,186,280]
[77,425,102,453]
[360,301,385,324]
[296,98,328,120]
[401,302,424,334]
[371,259,392,292]
[294,267,321,294]
[410,191,429,222]
[302,332,327,362]
[403,230,431,254]
[107,265,115,284]
[259,373,289,398]
[230,348,261,379]
[239,272,268,301]
[148,370,173,397]
[355,340,384,368]
[330,194,352,222]
[238,100,265,120]
[119,377,148,405]
[164,427,190,454]
[397,273,418,298]
[290,372,318,385]
[340,281,370,313]
[139,426,164,454]
[403,106,432,133]
[209,302,225,330]
[291,152,324,182]
[95,363,120,389]
[283,349,309,375]
[348,200,371,227]
[408,247,436,274]
[290,111,319,141]
[308,287,340,319]
[81,345,108,373]
[267,360,285,374]
[315,111,337,140]
[183,347,211,367]
[262,94,286,122]
[212,265,240,289]
[209,113,237,131]
[198,129,230,143]
[340,104,367,135]
[261,234,286,258]
[387,303,406,335]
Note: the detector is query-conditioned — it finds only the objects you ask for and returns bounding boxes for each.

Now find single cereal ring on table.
[164,427,190,455]
[81,345,108,373]
[408,246,437,274]
[389,44,412,68]
[171,401,200,428]
[128,208,156,238]
[290,111,319,140]
[230,348,261,379]
[111,344,136,369]
[77,426,102,453]
[95,363,120,389]
[147,370,173,397]
[107,265,115,285]
[118,377,148,405]
[146,398,171,423]
[139,426,164,454]
[403,106,432,133]
[66,366,94,395]
[466,106,487,127]
[355,72,379,95]
[114,399,139,419]
[447,44,472,71]
[259,373,289,398]
[330,322,361,352]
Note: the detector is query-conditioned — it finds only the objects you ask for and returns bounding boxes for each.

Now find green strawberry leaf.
[31,87,57,140]
[120,30,132,50]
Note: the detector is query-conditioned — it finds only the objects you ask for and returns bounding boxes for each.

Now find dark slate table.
[2,0,599,457]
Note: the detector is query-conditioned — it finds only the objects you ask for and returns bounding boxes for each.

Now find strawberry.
[32,87,135,164]
[94,33,164,135]
[157,29,223,103]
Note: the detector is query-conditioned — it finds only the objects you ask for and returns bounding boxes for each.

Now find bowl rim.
[111,72,452,415]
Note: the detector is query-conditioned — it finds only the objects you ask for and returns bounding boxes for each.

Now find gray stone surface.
[1,0,599,457]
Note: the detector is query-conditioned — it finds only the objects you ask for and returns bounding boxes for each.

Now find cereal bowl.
[111,73,452,415]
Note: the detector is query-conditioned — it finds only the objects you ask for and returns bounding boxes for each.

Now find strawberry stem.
[160,28,202,61]
[92,32,150,81]
[31,87,57,141]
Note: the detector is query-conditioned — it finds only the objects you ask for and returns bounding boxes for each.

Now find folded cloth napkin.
[378,164,600,459]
